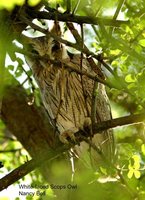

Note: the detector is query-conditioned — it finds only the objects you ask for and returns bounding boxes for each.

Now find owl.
[24,23,114,167]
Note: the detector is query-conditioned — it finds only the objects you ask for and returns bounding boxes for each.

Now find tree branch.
[25,7,129,27]
[20,17,116,80]
[93,112,145,133]
[0,110,144,191]
[0,150,61,191]
[1,76,57,158]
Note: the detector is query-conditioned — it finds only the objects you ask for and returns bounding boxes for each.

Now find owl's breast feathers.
[25,36,114,164]
[33,53,94,132]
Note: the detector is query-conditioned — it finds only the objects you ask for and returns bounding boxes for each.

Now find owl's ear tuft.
[51,21,61,36]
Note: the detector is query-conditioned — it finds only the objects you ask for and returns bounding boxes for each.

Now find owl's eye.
[31,49,39,55]
[52,41,61,52]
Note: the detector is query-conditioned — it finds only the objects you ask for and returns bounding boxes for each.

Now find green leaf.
[127,155,141,179]
[15,68,23,78]
[132,155,140,169]
[7,65,15,71]
[134,170,141,179]
[110,49,121,56]
[0,0,25,10]
[100,166,107,175]
[125,26,133,35]
[27,70,32,76]
[135,139,143,147]
[139,39,145,47]
[141,144,145,156]
[28,0,41,6]
[127,168,134,179]
[125,74,135,83]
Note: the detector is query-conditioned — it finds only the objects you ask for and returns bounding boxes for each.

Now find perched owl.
[24,23,114,167]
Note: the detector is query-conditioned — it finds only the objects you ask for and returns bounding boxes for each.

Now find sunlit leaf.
[127,168,134,179]
[132,155,140,168]
[139,39,145,47]
[128,154,141,179]
[0,0,25,10]
[142,32,145,37]
[110,49,121,56]
[49,0,63,5]
[125,74,135,83]
[125,26,133,35]
[135,139,143,147]
[134,170,141,179]
[100,166,107,175]
[111,60,119,67]
[141,144,145,156]
[134,44,142,54]
[28,0,41,6]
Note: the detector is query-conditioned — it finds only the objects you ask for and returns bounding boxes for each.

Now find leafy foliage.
[0,0,41,10]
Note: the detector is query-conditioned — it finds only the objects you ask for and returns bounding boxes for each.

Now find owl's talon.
[59,128,78,144]
[83,117,92,128]
[79,117,92,130]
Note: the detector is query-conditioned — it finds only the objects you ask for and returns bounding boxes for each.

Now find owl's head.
[27,22,68,60]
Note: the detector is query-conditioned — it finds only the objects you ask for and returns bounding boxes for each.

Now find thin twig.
[0,148,22,153]
[113,0,126,20]
[66,0,71,13]
[66,22,106,79]
[0,150,61,191]
[20,17,115,78]
[91,81,98,127]
[80,23,90,116]
[15,46,110,87]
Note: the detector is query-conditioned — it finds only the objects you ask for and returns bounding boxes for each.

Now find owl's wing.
[69,54,115,166]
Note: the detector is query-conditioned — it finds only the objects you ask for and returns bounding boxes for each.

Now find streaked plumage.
[25,24,114,167]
